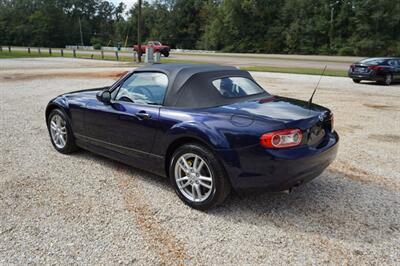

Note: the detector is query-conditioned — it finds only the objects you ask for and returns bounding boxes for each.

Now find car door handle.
[135,111,151,120]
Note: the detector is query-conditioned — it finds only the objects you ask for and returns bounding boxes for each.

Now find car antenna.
[308,65,327,108]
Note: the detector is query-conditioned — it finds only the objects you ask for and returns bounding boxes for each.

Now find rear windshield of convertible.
[359,58,387,65]
[212,77,265,98]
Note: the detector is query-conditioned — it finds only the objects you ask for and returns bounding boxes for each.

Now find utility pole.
[78,17,84,47]
[137,0,142,63]
[329,1,340,52]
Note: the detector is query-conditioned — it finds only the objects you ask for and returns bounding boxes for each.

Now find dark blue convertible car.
[46,64,338,210]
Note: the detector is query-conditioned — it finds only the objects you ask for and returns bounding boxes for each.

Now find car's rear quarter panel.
[155,103,338,192]
[154,107,287,155]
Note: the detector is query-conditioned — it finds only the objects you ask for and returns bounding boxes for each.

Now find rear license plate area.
[306,123,325,146]
[354,67,367,73]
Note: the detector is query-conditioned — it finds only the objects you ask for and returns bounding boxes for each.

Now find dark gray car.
[348,57,400,85]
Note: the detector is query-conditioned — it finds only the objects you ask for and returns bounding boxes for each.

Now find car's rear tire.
[384,74,393,86]
[169,143,231,210]
[352,79,361,83]
[163,51,170,57]
[47,109,79,154]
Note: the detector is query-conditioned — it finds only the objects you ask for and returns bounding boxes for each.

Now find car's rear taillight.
[260,129,303,149]
[368,65,382,71]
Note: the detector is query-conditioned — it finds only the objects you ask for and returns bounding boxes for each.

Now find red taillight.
[260,128,303,149]
[368,65,381,71]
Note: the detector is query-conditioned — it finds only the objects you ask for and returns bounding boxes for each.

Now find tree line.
[1,0,399,56]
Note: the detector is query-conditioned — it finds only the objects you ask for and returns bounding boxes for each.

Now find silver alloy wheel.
[50,114,67,149]
[174,153,213,203]
[385,74,392,85]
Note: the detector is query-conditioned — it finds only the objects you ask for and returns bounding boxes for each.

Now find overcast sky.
[109,0,136,11]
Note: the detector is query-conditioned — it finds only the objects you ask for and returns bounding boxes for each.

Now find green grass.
[1,49,348,77]
[161,58,210,64]
[0,50,51,58]
[0,49,139,65]
[240,65,348,77]
[71,52,135,62]
[163,58,348,77]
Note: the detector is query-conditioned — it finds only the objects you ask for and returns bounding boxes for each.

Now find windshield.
[359,58,387,65]
[115,72,168,105]
[212,77,266,98]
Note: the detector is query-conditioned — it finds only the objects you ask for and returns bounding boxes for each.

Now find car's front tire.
[47,109,78,154]
[352,79,361,83]
[169,143,231,210]
[163,51,170,57]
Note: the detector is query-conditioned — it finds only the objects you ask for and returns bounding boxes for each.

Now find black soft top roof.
[133,64,268,108]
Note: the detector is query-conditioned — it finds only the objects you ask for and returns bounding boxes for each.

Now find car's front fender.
[45,96,70,123]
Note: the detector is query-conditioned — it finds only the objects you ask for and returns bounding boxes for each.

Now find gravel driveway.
[1,58,399,265]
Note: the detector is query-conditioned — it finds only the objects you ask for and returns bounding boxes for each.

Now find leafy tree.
[0,0,398,56]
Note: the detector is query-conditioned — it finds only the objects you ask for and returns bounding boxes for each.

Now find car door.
[84,72,168,158]
[387,59,400,81]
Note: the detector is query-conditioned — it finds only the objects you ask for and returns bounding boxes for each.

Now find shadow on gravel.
[213,170,400,243]
[359,81,400,87]
[72,150,400,244]
[73,150,171,188]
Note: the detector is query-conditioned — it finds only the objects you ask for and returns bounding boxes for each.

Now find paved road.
[5,46,361,71]
[171,53,356,70]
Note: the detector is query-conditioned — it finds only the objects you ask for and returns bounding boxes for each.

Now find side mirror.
[96,90,111,104]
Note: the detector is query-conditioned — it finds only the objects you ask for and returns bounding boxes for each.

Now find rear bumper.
[348,71,384,81]
[219,132,339,192]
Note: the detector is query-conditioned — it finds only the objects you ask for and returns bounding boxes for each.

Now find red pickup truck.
[133,41,171,57]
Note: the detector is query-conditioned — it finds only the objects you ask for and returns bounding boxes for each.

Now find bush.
[317,44,331,55]
[393,43,400,56]
[93,43,102,50]
[338,47,355,56]
[90,37,102,50]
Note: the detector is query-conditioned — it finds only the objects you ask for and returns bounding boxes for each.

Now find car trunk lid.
[226,96,333,146]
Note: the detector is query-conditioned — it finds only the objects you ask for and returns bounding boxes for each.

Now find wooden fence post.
[61,49,64,57]
[38,48,41,54]
[0,46,3,52]
[101,51,104,60]
[115,51,119,61]
[73,49,76,58]
[91,54,94,59]
[8,46,11,52]
[28,47,31,54]
[49,48,52,55]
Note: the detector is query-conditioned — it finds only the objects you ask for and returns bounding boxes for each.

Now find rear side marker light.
[260,128,303,149]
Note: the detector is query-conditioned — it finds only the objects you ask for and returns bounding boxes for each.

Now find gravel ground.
[1,58,399,265]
